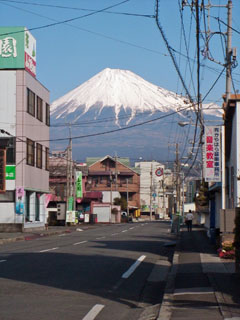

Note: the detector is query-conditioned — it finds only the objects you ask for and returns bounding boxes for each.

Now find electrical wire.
[0,0,155,18]
[0,0,131,36]
[0,1,168,58]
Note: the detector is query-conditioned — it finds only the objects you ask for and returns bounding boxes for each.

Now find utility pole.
[222,0,233,211]
[126,178,129,217]
[150,162,153,221]
[175,143,180,214]
[66,123,73,217]
[115,152,118,191]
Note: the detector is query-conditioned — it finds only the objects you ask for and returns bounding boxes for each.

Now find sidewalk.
[158,226,240,320]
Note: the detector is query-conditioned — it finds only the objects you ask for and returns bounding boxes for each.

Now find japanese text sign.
[0,27,36,77]
[203,126,221,182]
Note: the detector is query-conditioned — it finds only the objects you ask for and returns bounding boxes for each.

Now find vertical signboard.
[16,187,24,214]
[24,29,36,77]
[204,126,221,182]
[0,27,36,77]
[76,171,83,198]
[0,149,6,192]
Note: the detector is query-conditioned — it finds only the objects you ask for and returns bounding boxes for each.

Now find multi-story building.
[135,161,174,218]
[86,156,140,213]
[0,27,50,231]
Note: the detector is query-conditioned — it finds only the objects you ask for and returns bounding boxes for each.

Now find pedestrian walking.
[185,210,194,232]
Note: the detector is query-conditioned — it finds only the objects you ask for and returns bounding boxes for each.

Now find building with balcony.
[86,156,140,213]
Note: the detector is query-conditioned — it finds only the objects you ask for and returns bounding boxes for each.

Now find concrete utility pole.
[115,152,118,191]
[66,123,73,213]
[175,143,181,214]
[150,162,153,221]
[222,0,233,210]
[126,178,129,217]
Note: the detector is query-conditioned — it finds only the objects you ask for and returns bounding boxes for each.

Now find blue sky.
[0,0,239,105]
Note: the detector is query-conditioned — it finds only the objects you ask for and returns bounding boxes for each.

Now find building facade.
[0,27,50,231]
[86,156,140,213]
[135,161,173,218]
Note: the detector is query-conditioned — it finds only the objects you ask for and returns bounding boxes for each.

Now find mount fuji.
[50,68,222,162]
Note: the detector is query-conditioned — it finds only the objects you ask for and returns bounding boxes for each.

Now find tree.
[113,197,127,211]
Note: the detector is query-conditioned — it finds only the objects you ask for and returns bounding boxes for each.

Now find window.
[27,88,35,116]
[46,103,50,126]
[45,147,49,171]
[27,138,35,166]
[36,143,42,168]
[37,96,43,121]
[35,193,40,221]
[6,137,16,164]
[0,191,14,202]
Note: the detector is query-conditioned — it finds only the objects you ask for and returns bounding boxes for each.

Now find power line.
[0,0,154,18]
[0,1,168,58]
[0,0,131,36]
[155,0,194,104]
[212,15,240,36]
[38,103,196,143]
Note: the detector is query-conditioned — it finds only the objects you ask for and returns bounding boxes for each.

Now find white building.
[135,161,173,218]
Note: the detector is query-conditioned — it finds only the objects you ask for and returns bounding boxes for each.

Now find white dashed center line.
[122,255,146,279]
[39,247,59,253]
[0,260,6,263]
[73,240,87,246]
[82,304,105,320]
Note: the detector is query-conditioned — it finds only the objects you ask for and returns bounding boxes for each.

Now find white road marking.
[129,227,134,230]
[82,304,105,320]
[122,230,128,233]
[96,236,106,240]
[173,287,214,295]
[122,255,146,279]
[39,247,59,253]
[111,233,118,236]
[0,260,6,263]
[73,240,87,246]
[58,234,66,237]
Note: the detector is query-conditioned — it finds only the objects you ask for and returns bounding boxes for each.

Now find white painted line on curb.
[122,255,146,279]
[173,287,214,295]
[82,304,105,320]
[0,260,6,263]
[73,240,87,246]
[39,247,59,253]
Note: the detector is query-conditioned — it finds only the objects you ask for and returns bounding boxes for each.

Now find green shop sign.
[0,27,25,69]
[76,171,83,198]
[6,165,15,180]
[0,27,36,76]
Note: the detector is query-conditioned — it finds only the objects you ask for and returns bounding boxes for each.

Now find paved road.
[0,221,175,320]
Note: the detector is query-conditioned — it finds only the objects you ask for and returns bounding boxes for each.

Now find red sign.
[155,167,163,177]
[25,52,36,77]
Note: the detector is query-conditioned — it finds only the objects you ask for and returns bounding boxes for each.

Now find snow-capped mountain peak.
[50,68,193,124]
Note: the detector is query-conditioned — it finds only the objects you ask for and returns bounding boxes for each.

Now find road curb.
[157,250,179,320]
[0,229,74,245]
